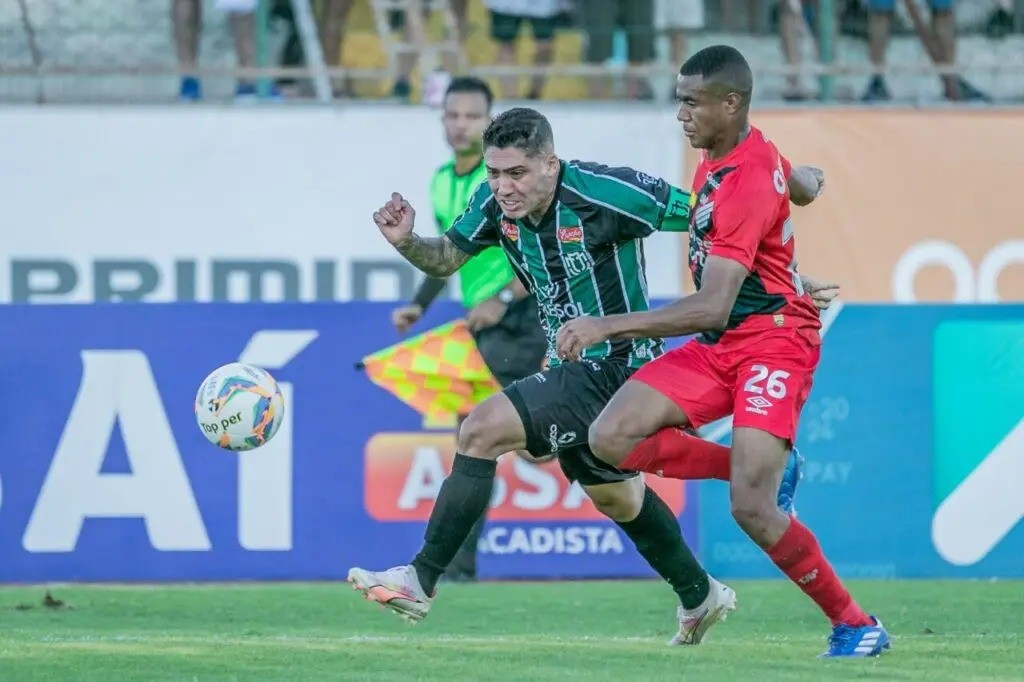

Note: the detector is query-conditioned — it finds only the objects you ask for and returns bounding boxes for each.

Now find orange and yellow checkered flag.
[358,320,501,426]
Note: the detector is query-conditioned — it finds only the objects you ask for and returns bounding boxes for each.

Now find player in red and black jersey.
[556,45,890,659]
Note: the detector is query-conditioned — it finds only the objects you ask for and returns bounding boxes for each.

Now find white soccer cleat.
[669,577,737,645]
[347,565,434,624]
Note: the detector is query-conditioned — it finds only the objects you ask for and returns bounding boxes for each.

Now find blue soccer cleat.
[776,447,804,515]
[819,616,891,658]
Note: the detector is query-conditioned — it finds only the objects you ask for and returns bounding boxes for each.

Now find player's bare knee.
[730,487,777,540]
[457,399,519,459]
[457,412,505,459]
[588,416,629,466]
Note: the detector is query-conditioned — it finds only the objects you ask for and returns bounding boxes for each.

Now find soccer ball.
[194,362,285,451]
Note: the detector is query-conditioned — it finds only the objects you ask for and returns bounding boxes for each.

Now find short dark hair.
[680,45,753,104]
[444,76,494,109]
[482,107,554,157]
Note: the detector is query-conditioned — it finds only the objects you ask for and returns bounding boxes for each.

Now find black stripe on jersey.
[501,235,537,295]
[584,244,636,363]
[541,209,633,363]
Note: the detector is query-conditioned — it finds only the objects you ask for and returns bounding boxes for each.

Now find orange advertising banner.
[683,110,1024,302]
[362,433,686,522]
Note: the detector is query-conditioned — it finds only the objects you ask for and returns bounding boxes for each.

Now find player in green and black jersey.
[350,107,832,642]
[388,77,548,584]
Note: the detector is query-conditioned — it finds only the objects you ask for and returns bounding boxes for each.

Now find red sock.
[767,518,873,627]
[620,428,731,481]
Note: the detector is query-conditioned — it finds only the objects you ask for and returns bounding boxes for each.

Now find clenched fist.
[373,192,417,247]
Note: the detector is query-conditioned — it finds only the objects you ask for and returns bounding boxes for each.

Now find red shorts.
[631,330,820,443]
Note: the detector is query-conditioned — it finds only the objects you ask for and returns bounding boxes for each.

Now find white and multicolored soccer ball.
[194,362,285,451]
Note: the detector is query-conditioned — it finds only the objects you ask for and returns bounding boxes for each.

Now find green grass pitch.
[0,580,1020,681]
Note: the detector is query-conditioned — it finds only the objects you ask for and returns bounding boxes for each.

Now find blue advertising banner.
[0,302,1020,582]
[0,302,695,582]
[699,303,1024,579]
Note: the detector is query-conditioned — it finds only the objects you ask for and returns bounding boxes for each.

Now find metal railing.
[3,0,1023,104]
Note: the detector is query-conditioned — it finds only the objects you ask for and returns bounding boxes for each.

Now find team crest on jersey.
[501,220,519,241]
[557,226,583,243]
[773,165,787,195]
[694,201,714,232]
[563,251,595,277]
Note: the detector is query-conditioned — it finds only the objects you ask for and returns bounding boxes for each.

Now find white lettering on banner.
[23,351,210,552]
[237,330,318,551]
[394,448,592,512]
[510,457,559,510]
[397,447,447,510]
[803,461,854,486]
[0,107,684,303]
[892,240,1024,302]
[21,330,314,554]
[479,526,625,555]
[562,481,589,510]
[7,258,419,304]
[802,396,850,443]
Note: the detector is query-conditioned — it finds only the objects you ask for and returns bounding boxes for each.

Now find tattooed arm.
[373,192,477,277]
[393,233,471,278]
[374,188,501,279]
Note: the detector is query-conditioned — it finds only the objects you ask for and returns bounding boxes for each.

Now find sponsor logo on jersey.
[557,226,583,243]
[501,220,519,241]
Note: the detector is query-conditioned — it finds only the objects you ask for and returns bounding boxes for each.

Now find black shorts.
[504,360,638,487]
[473,296,547,388]
[490,11,558,43]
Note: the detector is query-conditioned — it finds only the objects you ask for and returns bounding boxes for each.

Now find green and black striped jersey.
[445,159,691,368]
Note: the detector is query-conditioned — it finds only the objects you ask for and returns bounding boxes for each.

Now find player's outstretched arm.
[373,192,470,277]
[555,256,746,359]
[605,256,745,337]
[788,165,825,206]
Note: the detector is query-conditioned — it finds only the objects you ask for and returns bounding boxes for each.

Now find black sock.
[616,486,709,609]
[411,454,496,595]
[446,491,492,580]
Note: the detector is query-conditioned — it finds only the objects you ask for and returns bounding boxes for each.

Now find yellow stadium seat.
[335,0,589,101]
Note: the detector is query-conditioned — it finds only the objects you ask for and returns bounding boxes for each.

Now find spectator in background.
[318,0,356,97]
[779,0,820,101]
[389,0,469,101]
[582,0,655,99]
[173,0,279,100]
[485,0,564,99]
[862,0,987,102]
[986,0,1018,38]
[273,0,356,97]
[657,0,704,85]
